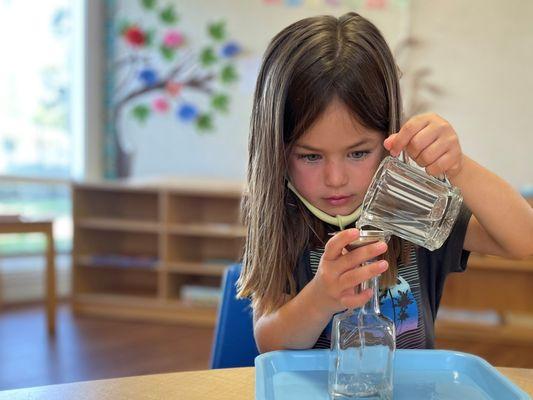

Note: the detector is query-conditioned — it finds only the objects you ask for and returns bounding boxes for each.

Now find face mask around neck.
[287,181,361,230]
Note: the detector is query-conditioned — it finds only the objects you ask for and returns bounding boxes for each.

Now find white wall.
[408,0,533,189]
[112,0,410,180]
[110,1,532,189]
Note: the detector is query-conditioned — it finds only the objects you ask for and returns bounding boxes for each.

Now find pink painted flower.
[366,0,387,9]
[163,31,184,48]
[153,97,170,113]
[165,81,183,97]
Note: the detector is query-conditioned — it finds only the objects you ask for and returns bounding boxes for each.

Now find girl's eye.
[349,150,370,160]
[297,154,322,162]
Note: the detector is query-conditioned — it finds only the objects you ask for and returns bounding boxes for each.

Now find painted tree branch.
[112,60,215,124]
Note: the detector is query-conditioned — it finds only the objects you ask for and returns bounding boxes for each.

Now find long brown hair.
[237,12,408,317]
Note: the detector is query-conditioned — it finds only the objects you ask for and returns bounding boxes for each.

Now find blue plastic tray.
[255,349,530,399]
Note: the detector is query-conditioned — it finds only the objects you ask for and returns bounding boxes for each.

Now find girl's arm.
[253,280,334,352]
[450,155,533,258]
[384,113,533,259]
[254,229,389,352]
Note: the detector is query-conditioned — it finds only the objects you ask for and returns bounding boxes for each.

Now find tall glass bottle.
[328,230,395,400]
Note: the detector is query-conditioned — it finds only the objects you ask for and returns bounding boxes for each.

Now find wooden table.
[0,366,531,399]
[0,219,56,335]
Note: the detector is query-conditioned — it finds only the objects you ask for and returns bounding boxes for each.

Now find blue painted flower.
[138,68,158,86]
[220,41,241,58]
[177,103,198,121]
[285,0,303,6]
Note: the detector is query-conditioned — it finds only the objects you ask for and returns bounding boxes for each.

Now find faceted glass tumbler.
[357,156,463,251]
[329,230,395,400]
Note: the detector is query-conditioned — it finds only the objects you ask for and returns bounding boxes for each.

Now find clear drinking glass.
[356,155,463,251]
[329,230,395,400]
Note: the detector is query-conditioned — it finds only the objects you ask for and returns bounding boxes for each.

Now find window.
[0,0,77,255]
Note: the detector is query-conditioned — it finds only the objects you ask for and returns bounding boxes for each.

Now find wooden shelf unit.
[436,198,533,367]
[437,252,533,367]
[72,179,245,326]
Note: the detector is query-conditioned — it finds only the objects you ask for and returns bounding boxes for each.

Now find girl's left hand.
[383,113,465,180]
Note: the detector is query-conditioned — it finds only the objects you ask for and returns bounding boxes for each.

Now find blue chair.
[210,263,260,368]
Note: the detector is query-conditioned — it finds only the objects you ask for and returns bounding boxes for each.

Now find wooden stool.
[0,218,56,335]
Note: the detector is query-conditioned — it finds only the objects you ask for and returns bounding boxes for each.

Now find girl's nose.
[324,160,348,188]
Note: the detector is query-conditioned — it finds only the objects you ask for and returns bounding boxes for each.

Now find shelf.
[74,266,159,298]
[73,293,218,326]
[76,218,161,233]
[468,253,533,272]
[76,254,160,270]
[74,293,162,306]
[180,284,221,308]
[441,260,533,314]
[167,194,241,225]
[167,235,243,265]
[72,180,244,325]
[73,187,159,221]
[435,319,533,345]
[74,229,159,258]
[167,261,230,276]
[167,223,245,238]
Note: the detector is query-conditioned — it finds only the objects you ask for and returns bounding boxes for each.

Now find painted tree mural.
[108,0,242,177]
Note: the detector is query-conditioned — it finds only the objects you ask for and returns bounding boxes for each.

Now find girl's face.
[288,97,386,217]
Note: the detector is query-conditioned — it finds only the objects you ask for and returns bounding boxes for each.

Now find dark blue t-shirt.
[293,205,472,349]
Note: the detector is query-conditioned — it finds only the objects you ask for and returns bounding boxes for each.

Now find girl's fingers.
[383,133,397,151]
[413,137,449,168]
[323,228,359,261]
[425,152,457,177]
[340,288,373,310]
[387,115,430,156]
[337,241,387,273]
[406,125,439,161]
[337,260,389,291]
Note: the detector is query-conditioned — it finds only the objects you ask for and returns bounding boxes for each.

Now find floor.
[0,303,214,391]
[2,302,532,392]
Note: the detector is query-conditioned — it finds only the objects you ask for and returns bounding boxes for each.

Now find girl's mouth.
[325,195,353,206]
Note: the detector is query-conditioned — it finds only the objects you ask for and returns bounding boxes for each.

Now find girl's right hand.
[310,228,389,315]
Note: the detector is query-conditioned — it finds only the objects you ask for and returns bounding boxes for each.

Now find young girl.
[237,12,533,352]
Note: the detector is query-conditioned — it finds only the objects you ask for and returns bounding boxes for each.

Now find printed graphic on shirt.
[310,243,426,349]
[379,275,418,336]
[384,245,426,348]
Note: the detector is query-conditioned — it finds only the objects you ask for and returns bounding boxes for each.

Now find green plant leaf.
[196,113,213,131]
[160,6,178,25]
[132,104,150,123]
[118,20,131,35]
[220,64,238,84]
[160,45,175,61]
[145,30,155,47]
[200,47,217,67]
[208,21,226,41]
[141,0,156,10]
[211,93,229,112]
